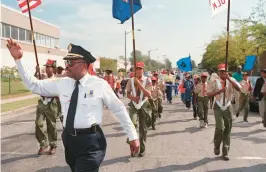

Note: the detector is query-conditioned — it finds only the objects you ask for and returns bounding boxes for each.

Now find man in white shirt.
[6,38,139,172]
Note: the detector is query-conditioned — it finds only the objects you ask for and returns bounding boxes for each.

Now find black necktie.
[65,80,80,134]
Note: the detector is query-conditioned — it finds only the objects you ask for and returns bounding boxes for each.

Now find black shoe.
[214,147,220,155]
[222,155,230,161]
[138,152,145,157]
[158,114,161,119]
[244,119,248,122]
[236,112,240,117]
[152,125,156,130]
[262,120,264,124]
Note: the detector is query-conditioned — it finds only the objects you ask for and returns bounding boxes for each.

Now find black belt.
[64,124,100,136]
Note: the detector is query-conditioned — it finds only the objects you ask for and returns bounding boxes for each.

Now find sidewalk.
[1,94,39,104]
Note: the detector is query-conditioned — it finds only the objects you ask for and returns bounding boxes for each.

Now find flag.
[112,0,142,24]
[243,55,257,71]
[177,56,192,72]
[17,0,41,13]
[209,0,229,17]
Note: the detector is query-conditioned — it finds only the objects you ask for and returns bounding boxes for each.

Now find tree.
[0,66,18,78]
[164,58,172,69]
[201,0,266,71]
[119,56,125,60]
[191,60,197,68]
[129,50,165,71]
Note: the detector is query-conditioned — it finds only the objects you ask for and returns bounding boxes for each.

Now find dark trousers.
[122,88,126,97]
[165,82,172,102]
[62,127,107,172]
[192,95,198,118]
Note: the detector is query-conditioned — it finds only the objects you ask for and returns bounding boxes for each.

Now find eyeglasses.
[64,59,86,67]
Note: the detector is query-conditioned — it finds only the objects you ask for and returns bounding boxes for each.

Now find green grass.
[1,97,39,113]
[1,80,30,99]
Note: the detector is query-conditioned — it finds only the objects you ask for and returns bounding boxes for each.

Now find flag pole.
[130,0,137,77]
[26,0,41,79]
[223,0,231,106]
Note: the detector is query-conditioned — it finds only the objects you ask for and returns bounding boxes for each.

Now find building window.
[35,33,40,45]
[19,28,26,41]
[46,36,51,47]
[41,34,45,45]
[25,30,32,43]
[50,38,55,47]
[1,23,58,48]
[11,26,19,40]
[2,23,10,38]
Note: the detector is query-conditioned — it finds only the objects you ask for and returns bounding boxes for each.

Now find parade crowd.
[6,38,266,171]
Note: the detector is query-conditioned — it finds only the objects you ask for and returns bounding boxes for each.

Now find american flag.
[17,0,41,13]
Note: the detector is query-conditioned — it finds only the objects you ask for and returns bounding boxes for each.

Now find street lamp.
[125,29,141,71]
[148,48,158,58]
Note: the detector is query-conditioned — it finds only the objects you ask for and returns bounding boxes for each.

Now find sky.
[1,0,262,66]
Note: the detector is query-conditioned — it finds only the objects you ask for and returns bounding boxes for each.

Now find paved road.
[1,94,39,104]
[1,98,266,172]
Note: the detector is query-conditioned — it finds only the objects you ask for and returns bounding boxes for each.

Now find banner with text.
[209,0,229,17]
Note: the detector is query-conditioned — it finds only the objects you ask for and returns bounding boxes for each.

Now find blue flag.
[112,0,142,24]
[243,55,257,71]
[177,56,192,72]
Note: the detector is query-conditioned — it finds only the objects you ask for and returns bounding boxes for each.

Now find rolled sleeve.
[102,82,138,141]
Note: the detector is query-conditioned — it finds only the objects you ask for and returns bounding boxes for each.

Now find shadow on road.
[157,118,194,125]
[163,108,192,113]
[1,154,39,165]
[207,164,266,172]
[135,157,220,172]
[1,119,36,126]
[35,166,71,172]
[243,137,266,144]
[1,133,35,140]
[231,129,265,138]
[233,120,262,128]
[2,129,63,140]
[148,126,201,138]
[105,132,126,138]
[101,155,131,167]
[102,122,120,127]
[112,126,124,132]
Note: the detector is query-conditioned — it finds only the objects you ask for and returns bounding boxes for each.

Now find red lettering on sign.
[212,2,217,9]
[221,0,226,4]
[217,0,222,7]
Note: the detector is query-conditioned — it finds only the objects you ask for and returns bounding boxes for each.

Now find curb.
[1,104,37,116]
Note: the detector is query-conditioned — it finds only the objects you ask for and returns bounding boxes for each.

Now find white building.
[0,4,66,73]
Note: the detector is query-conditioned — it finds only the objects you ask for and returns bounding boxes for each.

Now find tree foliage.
[191,60,197,68]
[164,58,172,69]
[0,66,18,78]
[201,0,266,71]
[128,50,166,71]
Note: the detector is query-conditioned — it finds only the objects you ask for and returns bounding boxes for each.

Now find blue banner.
[177,56,192,72]
[112,0,142,24]
[243,55,257,71]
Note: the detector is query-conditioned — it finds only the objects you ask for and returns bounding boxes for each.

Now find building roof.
[1,4,59,29]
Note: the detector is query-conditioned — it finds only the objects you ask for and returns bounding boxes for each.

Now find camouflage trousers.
[128,101,152,153]
[35,99,58,148]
